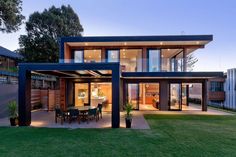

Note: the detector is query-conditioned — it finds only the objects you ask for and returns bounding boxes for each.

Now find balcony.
[59,57,185,72]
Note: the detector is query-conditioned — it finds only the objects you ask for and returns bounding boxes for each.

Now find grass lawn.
[0,115,236,157]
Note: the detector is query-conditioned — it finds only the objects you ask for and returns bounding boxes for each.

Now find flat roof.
[61,35,213,43]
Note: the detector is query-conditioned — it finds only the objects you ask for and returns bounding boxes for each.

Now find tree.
[186,53,198,71]
[0,0,25,33]
[19,5,83,62]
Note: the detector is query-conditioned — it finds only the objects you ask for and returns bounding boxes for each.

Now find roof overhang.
[62,35,212,47]
[122,72,223,80]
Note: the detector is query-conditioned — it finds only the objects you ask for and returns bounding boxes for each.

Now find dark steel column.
[18,67,31,126]
[186,85,189,106]
[202,80,208,111]
[159,80,169,111]
[112,65,120,128]
[142,48,147,72]
[183,48,187,72]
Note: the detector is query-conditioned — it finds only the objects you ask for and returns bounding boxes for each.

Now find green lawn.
[0,115,236,157]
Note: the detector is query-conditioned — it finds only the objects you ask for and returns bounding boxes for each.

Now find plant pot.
[125,118,132,128]
[10,118,17,126]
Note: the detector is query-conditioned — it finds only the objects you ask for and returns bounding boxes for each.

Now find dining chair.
[68,109,80,124]
[86,108,98,123]
[55,108,65,125]
[97,103,103,119]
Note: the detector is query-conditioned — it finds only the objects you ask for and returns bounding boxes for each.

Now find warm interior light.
[89,56,91,58]
[196,41,200,44]
[160,42,163,45]
[85,43,88,46]
[122,49,125,51]
[124,42,127,45]
[168,49,170,51]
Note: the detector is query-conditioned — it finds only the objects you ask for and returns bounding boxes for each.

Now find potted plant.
[8,100,18,126]
[124,102,133,128]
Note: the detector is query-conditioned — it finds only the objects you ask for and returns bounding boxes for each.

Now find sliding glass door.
[169,83,182,110]
[127,84,139,110]
[74,83,89,107]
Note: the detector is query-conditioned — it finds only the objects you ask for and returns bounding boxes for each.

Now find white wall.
[224,68,236,110]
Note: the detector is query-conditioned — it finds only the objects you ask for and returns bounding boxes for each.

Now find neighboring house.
[0,46,57,118]
[189,77,225,106]
[18,35,224,128]
[0,46,23,71]
[208,77,225,106]
[0,46,23,84]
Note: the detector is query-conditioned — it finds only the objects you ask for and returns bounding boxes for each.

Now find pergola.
[18,62,120,128]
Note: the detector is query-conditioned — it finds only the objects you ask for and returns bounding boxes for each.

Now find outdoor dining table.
[67,106,97,122]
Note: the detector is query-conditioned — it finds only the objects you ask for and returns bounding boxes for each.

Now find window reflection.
[107,50,119,62]
[74,50,83,63]
[148,49,160,72]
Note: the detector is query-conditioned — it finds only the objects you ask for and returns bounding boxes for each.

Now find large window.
[176,51,183,72]
[120,49,142,72]
[84,50,101,63]
[107,50,119,62]
[74,50,83,63]
[148,49,160,72]
[170,83,182,110]
[74,83,89,107]
[210,82,224,92]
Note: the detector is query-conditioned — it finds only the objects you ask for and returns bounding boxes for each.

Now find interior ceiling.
[120,49,142,58]
[84,49,101,60]
[67,40,209,47]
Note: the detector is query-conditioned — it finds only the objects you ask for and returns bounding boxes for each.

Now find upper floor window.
[210,81,224,92]
[120,49,142,72]
[74,50,83,63]
[148,49,160,72]
[84,50,101,63]
[107,50,119,62]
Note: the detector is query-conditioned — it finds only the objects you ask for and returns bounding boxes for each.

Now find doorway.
[169,83,182,110]
[126,83,159,110]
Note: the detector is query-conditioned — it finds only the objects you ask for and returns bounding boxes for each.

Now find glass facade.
[72,48,186,72]
[84,50,101,63]
[127,84,139,109]
[120,49,142,72]
[170,83,182,110]
[148,49,161,72]
[74,50,83,63]
[74,83,89,107]
[107,50,119,62]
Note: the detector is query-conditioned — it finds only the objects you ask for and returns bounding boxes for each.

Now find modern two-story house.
[18,35,224,128]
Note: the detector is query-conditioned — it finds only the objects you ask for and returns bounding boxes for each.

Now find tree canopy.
[0,0,25,33]
[19,5,83,62]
